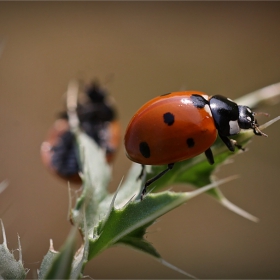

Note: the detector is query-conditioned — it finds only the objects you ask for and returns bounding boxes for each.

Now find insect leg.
[137,164,145,181]
[219,133,245,152]
[218,133,235,152]
[204,148,214,165]
[141,163,174,200]
[230,139,245,151]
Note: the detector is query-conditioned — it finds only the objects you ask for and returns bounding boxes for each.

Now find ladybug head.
[238,105,267,137]
[86,81,106,103]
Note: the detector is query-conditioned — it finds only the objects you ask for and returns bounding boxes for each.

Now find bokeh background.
[0,2,280,278]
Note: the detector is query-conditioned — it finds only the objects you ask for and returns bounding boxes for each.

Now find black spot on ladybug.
[139,142,151,158]
[186,138,195,148]
[191,94,208,108]
[163,112,175,126]
[160,92,171,97]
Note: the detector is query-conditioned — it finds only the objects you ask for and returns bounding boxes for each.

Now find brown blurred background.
[0,2,280,279]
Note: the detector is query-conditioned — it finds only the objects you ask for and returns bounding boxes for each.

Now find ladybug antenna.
[254,111,270,117]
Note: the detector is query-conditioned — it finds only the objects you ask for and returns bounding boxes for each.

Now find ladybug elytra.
[124,91,267,199]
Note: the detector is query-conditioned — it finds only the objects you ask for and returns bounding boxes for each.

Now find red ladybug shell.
[124,91,217,165]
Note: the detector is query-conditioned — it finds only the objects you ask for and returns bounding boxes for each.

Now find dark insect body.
[41,81,120,183]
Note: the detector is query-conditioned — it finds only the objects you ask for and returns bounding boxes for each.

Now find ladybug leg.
[218,133,235,152]
[231,139,245,151]
[141,163,174,201]
[204,148,214,165]
[219,133,246,152]
[137,164,145,181]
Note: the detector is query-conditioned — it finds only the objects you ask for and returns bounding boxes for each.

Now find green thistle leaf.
[0,220,27,280]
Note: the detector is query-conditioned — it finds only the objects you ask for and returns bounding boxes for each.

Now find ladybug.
[41,81,120,184]
[124,91,267,199]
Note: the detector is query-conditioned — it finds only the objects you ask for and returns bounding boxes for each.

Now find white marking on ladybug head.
[229,120,241,135]
[204,104,212,116]
[246,116,252,121]
[247,107,252,113]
